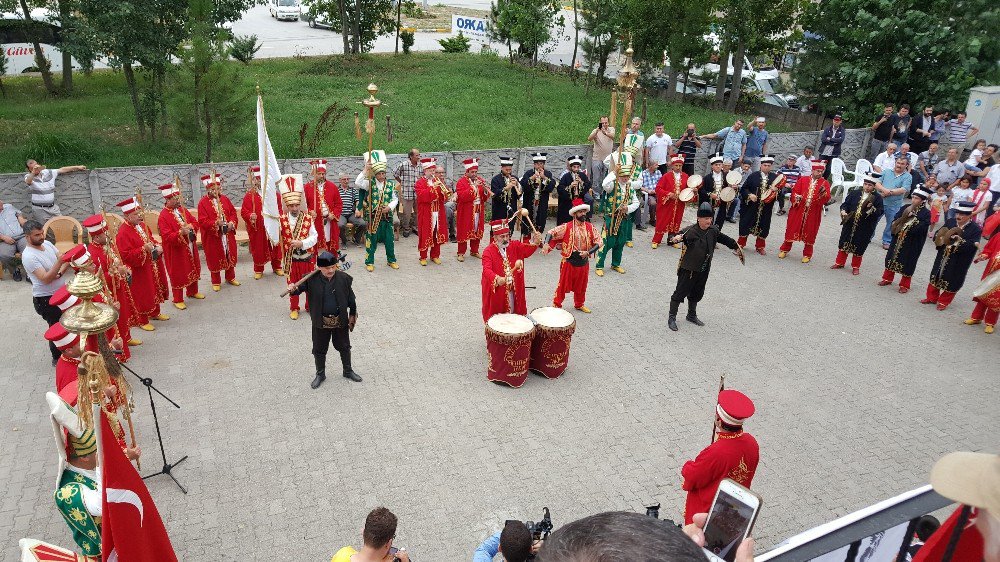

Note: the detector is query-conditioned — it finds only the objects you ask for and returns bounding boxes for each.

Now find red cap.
[420,157,436,170]
[61,244,90,268]
[717,389,755,425]
[251,166,261,179]
[811,159,826,170]
[489,219,510,237]
[49,285,80,311]
[158,183,180,199]
[310,159,328,171]
[82,214,107,234]
[115,197,141,214]
[44,322,80,350]
[463,158,480,171]
[201,174,221,187]
[670,155,685,165]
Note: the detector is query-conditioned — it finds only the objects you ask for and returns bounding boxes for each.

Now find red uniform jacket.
[656,170,688,234]
[977,233,1000,280]
[157,206,201,289]
[784,176,831,244]
[55,355,80,392]
[456,175,489,243]
[681,431,759,524]
[241,190,274,266]
[88,242,135,346]
[115,222,168,317]
[480,240,537,322]
[197,194,239,272]
[304,180,343,252]
[414,176,449,252]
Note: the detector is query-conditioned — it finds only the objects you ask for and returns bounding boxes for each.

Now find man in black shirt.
[287,251,361,389]
[667,203,743,331]
[869,103,897,161]
[675,123,701,176]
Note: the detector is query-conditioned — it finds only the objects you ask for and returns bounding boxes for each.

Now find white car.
[269,0,300,21]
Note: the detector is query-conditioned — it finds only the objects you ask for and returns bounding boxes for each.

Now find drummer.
[543,198,601,313]
[964,220,1000,334]
[480,219,542,322]
[652,155,689,249]
[699,152,736,230]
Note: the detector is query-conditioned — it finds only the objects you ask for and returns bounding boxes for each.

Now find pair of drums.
[484,307,576,388]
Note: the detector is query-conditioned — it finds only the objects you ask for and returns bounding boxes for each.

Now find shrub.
[401,30,415,54]
[439,32,471,53]
[229,34,261,65]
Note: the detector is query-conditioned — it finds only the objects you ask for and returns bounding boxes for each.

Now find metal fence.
[0,132,968,220]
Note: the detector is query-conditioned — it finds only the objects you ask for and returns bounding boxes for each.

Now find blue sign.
[452,15,488,38]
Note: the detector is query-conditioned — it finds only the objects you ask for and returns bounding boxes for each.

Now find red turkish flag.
[99,410,178,562]
[912,506,984,562]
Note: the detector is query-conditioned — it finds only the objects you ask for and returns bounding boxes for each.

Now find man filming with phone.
[330,507,410,562]
[472,519,541,562]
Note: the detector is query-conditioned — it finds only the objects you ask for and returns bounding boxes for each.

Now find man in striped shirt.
[946,112,979,145]
[337,172,367,246]
[638,158,661,230]
[23,159,87,222]
[775,155,801,216]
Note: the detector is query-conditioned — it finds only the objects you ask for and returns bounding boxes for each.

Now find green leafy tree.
[627,0,712,100]
[488,0,564,65]
[793,0,1000,120]
[307,0,395,54]
[171,0,249,161]
[229,33,261,64]
[578,0,625,79]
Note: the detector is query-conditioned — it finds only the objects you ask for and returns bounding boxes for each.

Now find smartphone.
[701,479,762,562]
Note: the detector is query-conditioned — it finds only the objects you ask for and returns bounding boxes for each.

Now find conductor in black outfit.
[287,251,362,389]
[668,203,743,332]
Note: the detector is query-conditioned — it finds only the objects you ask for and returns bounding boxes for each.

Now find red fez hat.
[717,389,755,425]
[82,214,107,235]
[489,219,510,237]
[50,285,81,311]
[115,196,141,214]
[44,322,80,350]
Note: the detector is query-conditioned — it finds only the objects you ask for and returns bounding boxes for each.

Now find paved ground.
[2,205,998,561]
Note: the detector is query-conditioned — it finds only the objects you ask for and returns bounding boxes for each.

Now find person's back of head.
[500,520,533,562]
[914,514,940,542]
[535,511,707,562]
[363,507,398,549]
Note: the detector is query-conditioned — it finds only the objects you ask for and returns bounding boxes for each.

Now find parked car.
[269,0,300,21]
[307,11,333,29]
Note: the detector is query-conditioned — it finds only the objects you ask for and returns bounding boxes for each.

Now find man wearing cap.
[357,151,400,271]
[596,153,641,276]
[667,203,743,331]
[818,114,846,179]
[278,175,319,320]
[157,182,203,310]
[413,157,448,266]
[879,188,932,293]
[287,250,360,389]
[197,173,240,291]
[44,321,82,391]
[877,156,914,249]
[304,159,344,254]
[543,198,600,313]
[779,160,831,263]
[481,219,541,322]
[242,166,284,279]
[737,156,780,255]
[699,152,736,230]
[491,156,521,222]
[964,225,1000,334]
[520,152,555,242]
[651,155,688,249]
[115,196,169,331]
[83,214,140,346]
[604,135,644,246]
[557,155,593,225]
[922,200,982,310]
[456,158,489,261]
[916,451,1000,562]
[742,117,769,171]
[681,388,759,525]
[831,174,884,275]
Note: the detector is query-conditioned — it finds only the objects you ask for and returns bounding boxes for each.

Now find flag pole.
[710,375,725,445]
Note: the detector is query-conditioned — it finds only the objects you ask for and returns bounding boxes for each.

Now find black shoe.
[52,356,59,367]
[12,267,23,282]
[310,372,326,389]
[402,231,411,238]
[726,218,736,223]
[450,235,457,242]
[776,210,786,216]
[686,314,705,326]
[343,370,362,382]
[636,226,647,231]
[668,315,678,331]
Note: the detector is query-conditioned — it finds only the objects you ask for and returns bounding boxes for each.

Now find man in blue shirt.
[877,157,913,248]
[473,520,537,562]
[743,117,769,171]
[701,119,747,163]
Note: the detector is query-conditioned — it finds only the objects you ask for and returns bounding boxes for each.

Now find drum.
[485,314,536,387]
[973,270,1000,309]
[527,307,576,379]
[726,170,743,186]
[678,188,696,202]
[719,186,737,202]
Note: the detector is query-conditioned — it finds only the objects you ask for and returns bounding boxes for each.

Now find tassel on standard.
[386,114,393,143]
[353,111,362,140]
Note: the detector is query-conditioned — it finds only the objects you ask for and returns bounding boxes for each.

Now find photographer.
[588,116,617,202]
[674,123,701,176]
[473,520,540,562]
[330,507,409,562]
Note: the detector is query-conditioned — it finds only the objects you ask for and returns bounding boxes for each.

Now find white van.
[269,0,301,21]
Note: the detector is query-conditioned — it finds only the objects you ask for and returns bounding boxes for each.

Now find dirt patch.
[400,4,488,30]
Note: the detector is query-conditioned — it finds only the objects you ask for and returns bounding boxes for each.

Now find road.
[232,3,593,71]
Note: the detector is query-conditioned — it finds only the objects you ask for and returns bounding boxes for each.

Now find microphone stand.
[116,357,189,494]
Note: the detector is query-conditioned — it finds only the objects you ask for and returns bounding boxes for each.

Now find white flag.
[257,94,282,244]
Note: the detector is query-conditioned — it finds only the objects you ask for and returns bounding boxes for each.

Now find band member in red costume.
[456,158,489,262]
[303,159,343,253]
[779,160,831,263]
[156,182,203,309]
[114,196,169,331]
[414,157,449,265]
[242,166,284,279]
[480,219,540,322]
[543,199,600,313]
[196,173,240,291]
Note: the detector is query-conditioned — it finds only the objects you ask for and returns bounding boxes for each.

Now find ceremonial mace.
[357,82,388,225]
[710,375,725,445]
[609,39,640,173]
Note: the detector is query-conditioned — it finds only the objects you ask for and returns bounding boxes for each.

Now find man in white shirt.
[23,159,87,222]
[795,146,815,176]
[644,122,673,173]
[21,220,70,364]
[627,117,645,166]
[872,143,898,173]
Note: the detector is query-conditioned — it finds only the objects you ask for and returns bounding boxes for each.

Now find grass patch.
[0,53,785,172]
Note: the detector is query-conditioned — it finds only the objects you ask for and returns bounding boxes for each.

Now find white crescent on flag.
[257,93,283,245]
[106,488,144,526]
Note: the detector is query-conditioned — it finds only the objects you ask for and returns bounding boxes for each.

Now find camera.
[645,503,661,519]
[525,507,553,541]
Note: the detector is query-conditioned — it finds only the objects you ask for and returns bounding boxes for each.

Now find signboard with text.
[451,15,488,39]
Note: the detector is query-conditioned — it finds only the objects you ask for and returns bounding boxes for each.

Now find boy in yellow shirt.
[331,507,409,562]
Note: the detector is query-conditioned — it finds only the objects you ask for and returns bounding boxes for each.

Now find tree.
[627,0,712,100]
[793,0,1000,121]
[15,0,58,94]
[171,0,249,161]
[578,0,625,79]
[307,0,395,54]
[488,0,564,65]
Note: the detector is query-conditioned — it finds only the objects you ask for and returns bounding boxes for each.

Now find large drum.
[528,307,576,379]
[973,270,1000,309]
[485,314,536,387]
